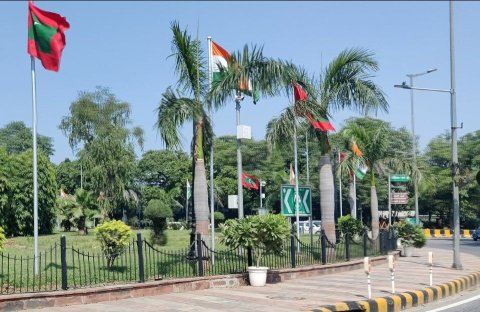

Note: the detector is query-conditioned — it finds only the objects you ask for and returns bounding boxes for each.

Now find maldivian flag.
[307,114,336,132]
[211,41,230,84]
[241,172,259,190]
[355,163,368,180]
[27,1,70,72]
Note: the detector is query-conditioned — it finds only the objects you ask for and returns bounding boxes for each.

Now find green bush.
[144,199,173,245]
[221,214,290,267]
[394,221,426,248]
[337,215,364,237]
[94,220,133,268]
[213,211,225,227]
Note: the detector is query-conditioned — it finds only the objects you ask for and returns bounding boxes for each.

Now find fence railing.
[0,229,397,295]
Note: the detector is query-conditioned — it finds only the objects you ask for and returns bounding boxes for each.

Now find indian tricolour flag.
[211,41,230,84]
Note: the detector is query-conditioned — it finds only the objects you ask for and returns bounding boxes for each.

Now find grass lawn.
[4,229,194,257]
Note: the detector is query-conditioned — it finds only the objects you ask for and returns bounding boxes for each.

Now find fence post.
[247,247,253,267]
[321,230,327,265]
[290,234,296,268]
[136,233,145,283]
[379,231,384,255]
[196,233,204,277]
[345,233,350,261]
[363,230,368,257]
[60,235,68,290]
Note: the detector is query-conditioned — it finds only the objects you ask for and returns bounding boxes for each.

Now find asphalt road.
[408,237,480,311]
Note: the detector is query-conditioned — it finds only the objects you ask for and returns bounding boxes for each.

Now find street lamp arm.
[394,83,451,93]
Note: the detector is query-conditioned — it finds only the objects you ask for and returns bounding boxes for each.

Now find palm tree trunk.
[348,180,356,219]
[370,186,379,240]
[194,159,210,239]
[319,155,336,243]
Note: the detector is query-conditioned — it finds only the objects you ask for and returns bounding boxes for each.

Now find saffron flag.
[211,41,230,84]
[351,142,363,157]
[241,172,260,190]
[27,1,70,71]
[289,163,295,185]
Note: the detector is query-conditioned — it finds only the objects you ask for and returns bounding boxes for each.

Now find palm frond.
[155,87,197,150]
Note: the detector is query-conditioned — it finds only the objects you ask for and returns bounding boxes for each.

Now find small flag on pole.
[27,0,70,71]
[211,41,230,84]
[355,163,368,180]
[241,172,260,190]
[352,142,363,157]
[186,180,191,200]
[289,163,295,185]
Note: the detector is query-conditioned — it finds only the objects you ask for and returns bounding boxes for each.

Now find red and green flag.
[241,172,260,190]
[27,1,70,71]
[306,114,336,132]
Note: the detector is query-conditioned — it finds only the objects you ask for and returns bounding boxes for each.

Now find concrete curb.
[307,271,480,312]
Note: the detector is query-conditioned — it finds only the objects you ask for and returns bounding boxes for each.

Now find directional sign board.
[281,185,311,217]
[390,192,409,205]
[390,175,410,183]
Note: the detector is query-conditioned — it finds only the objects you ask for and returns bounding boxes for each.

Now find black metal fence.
[0,229,397,295]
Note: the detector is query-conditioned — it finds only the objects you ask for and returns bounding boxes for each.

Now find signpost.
[388,174,411,225]
[281,185,311,217]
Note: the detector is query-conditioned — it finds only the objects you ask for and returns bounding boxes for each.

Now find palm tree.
[341,117,416,239]
[155,21,213,238]
[208,43,289,217]
[267,49,388,243]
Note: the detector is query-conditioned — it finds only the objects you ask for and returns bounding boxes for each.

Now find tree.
[340,117,414,239]
[267,49,388,243]
[144,194,173,246]
[0,149,57,236]
[56,158,82,195]
[155,21,212,238]
[59,87,144,220]
[74,189,98,234]
[0,121,54,156]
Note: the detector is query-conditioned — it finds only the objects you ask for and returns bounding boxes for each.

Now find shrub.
[144,199,173,245]
[213,211,225,227]
[337,215,364,237]
[394,221,426,248]
[94,220,133,268]
[221,214,290,267]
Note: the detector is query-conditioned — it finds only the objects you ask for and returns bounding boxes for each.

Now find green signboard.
[391,174,410,182]
[280,185,311,217]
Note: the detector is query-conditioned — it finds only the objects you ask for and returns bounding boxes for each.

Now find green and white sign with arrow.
[281,185,312,217]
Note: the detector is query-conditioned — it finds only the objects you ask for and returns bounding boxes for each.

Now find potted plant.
[220,214,290,286]
[394,221,426,257]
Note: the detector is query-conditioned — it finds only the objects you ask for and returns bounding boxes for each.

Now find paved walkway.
[25,247,479,312]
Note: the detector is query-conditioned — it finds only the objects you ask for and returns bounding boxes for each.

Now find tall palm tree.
[155,21,213,238]
[341,117,416,239]
[267,49,388,243]
[208,43,289,217]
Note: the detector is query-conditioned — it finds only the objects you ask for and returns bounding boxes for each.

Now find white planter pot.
[403,246,414,257]
[247,266,268,287]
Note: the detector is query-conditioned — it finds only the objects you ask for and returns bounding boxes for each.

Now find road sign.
[390,175,410,182]
[390,192,408,205]
[281,185,311,216]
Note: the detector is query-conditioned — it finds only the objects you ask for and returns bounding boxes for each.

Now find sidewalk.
[24,247,479,312]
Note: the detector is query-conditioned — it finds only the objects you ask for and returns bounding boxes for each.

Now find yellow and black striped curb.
[306,271,480,312]
[424,228,473,238]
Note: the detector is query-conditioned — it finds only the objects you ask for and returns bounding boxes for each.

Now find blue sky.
[1,1,479,164]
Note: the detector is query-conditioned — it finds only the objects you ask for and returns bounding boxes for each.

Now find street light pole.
[449,0,461,270]
[235,92,244,219]
[393,1,461,269]
[406,68,437,225]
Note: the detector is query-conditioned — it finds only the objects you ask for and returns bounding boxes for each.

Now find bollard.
[388,254,395,294]
[364,257,372,299]
[428,251,433,286]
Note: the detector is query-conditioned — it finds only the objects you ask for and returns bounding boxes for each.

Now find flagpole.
[292,95,301,250]
[353,173,357,219]
[338,152,343,217]
[185,180,189,222]
[207,36,215,264]
[30,56,39,275]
